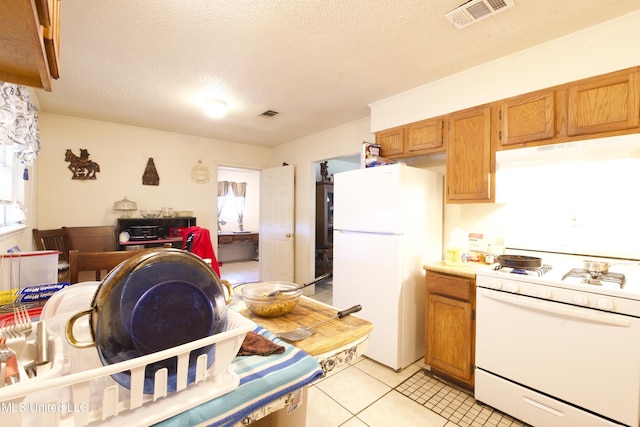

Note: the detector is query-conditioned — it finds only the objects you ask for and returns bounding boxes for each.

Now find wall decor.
[65,148,100,180]
[191,159,210,184]
[142,157,159,185]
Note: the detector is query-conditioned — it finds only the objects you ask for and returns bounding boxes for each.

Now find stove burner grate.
[494,264,553,276]
[562,268,626,288]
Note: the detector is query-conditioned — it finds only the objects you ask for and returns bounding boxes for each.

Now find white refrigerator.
[332,163,443,370]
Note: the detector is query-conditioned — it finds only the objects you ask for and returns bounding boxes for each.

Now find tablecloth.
[154,326,324,427]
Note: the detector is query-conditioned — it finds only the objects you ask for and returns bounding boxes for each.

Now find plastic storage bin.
[1,251,59,293]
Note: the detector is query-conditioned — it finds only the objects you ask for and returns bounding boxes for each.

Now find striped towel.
[154,326,324,427]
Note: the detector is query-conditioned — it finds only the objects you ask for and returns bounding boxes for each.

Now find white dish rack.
[0,310,254,426]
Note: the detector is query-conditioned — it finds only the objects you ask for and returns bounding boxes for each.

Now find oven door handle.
[479,289,631,327]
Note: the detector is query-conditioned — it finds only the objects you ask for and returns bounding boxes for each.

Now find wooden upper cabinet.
[0,0,61,91]
[499,89,555,147]
[446,105,494,203]
[371,66,640,204]
[406,118,445,154]
[567,69,639,136]
[376,126,405,157]
[376,118,445,158]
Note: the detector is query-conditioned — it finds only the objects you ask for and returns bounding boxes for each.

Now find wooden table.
[218,232,259,245]
[218,232,259,261]
[238,297,373,377]
[240,298,372,357]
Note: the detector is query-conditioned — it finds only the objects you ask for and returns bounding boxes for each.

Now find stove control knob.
[493,279,503,290]
[596,298,614,311]
[505,283,519,293]
[536,288,551,299]
[572,294,589,306]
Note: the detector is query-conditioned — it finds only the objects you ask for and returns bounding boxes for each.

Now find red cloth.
[181,226,221,278]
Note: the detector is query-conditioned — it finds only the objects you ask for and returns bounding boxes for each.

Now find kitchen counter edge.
[423,261,492,279]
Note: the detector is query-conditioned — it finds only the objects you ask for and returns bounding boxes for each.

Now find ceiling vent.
[260,109,279,118]
[444,0,515,29]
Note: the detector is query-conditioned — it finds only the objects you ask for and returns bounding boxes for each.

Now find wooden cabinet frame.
[0,0,61,90]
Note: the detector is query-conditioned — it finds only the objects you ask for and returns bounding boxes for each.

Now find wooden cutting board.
[239,298,373,356]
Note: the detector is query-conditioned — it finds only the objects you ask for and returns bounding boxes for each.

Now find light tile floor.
[219,262,529,427]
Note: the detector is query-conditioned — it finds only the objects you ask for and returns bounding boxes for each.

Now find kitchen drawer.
[232,233,257,242]
[219,235,234,244]
[218,233,259,245]
[426,271,472,301]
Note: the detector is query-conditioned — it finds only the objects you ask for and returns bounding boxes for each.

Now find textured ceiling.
[35,0,640,147]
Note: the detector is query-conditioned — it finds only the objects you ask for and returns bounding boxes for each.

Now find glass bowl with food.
[241,282,302,317]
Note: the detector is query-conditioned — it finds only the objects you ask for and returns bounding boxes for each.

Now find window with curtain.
[1,81,39,230]
[0,144,14,227]
[218,181,247,231]
[217,181,230,231]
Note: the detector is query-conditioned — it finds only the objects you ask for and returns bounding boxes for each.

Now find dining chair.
[32,228,75,282]
[68,249,149,284]
[64,226,116,252]
[32,228,74,263]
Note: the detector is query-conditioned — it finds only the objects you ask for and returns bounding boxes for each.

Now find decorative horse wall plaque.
[65,148,100,180]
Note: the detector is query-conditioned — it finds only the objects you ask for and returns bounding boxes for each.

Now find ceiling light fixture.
[204,99,228,118]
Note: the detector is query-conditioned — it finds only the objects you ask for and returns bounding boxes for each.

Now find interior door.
[259,164,294,282]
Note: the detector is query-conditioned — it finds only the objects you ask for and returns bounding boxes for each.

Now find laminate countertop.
[423,261,495,279]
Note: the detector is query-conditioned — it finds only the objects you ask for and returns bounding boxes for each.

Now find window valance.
[0,81,40,166]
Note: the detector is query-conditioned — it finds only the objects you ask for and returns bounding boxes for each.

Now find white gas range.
[475,249,640,427]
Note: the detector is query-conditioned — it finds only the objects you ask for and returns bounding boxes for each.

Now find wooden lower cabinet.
[425,270,476,390]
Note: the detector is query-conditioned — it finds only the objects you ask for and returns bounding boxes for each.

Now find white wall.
[494,135,640,259]
[272,117,373,281]
[35,114,272,246]
[314,158,359,183]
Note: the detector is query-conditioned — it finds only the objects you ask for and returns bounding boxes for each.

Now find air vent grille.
[445,0,515,29]
[260,110,279,118]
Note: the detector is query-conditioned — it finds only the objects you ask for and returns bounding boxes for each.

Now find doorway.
[217,167,260,268]
[313,157,359,279]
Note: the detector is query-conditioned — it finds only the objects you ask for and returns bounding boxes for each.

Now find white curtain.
[0,82,40,167]
[229,182,247,231]
[217,181,230,231]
